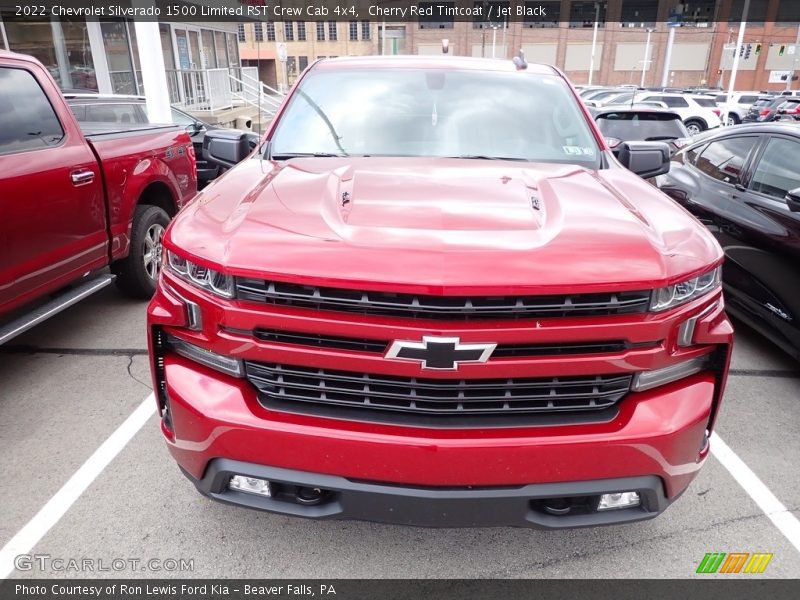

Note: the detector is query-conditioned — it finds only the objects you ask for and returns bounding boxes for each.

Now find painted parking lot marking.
[0,393,156,579]
[711,432,800,555]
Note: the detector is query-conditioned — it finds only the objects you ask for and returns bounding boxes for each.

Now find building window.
[298,22,306,41]
[361,20,371,40]
[317,21,325,41]
[774,0,800,22]
[620,0,657,28]
[201,29,217,68]
[328,21,338,41]
[254,22,263,42]
[287,56,297,79]
[473,2,509,29]
[679,0,716,26]
[730,0,769,25]
[214,31,228,69]
[267,21,276,41]
[101,21,138,94]
[237,23,246,42]
[524,1,560,28]
[299,56,308,71]
[570,1,606,28]
[349,20,358,41]
[419,2,455,29]
[284,21,294,41]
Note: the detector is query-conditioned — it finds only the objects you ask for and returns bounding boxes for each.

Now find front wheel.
[112,205,170,299]
[685,120,705,136]
[726,114,740,126]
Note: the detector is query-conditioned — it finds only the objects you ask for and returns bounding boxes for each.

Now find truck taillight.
[187,144,197,180]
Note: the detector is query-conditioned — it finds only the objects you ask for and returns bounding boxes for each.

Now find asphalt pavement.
[1,286,798,579]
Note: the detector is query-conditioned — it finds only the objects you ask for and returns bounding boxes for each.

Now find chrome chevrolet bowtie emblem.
[385,336,496,370]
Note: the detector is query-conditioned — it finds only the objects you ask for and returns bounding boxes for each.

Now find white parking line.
[711,432,800,554]
[0,393,156,579]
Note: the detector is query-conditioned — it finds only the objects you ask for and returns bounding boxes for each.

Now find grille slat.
[225,327,636,358]
[236,279,651,321]
[245,362,632,422]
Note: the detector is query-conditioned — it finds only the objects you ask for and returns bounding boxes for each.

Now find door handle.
[71,170,95,186]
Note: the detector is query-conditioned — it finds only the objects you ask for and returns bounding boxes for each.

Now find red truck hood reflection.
[168,157,721,292]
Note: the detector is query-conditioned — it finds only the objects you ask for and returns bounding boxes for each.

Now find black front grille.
[235,278,652,320]
[246,361,632,427]
[234,327,635,357]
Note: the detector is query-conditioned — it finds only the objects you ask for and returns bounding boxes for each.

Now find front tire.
[112,205,170,299]
[685,119,705,136]
[726,114,740,126]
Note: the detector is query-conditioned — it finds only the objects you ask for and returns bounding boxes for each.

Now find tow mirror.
[203,129,257,168]
[617,141,671,179]
[786,188,800,212]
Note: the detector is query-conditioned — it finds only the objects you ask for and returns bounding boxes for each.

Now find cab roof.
[312,55,559,76]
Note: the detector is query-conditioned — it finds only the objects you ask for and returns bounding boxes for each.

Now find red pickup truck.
[0,51,196,343]
[148,56,733,528]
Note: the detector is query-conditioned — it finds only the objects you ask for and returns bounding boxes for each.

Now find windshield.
[596,112,689,141]
[269,67,599,166]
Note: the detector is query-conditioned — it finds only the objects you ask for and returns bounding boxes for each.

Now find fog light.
[229,475,271,497]
[597,491,640,511]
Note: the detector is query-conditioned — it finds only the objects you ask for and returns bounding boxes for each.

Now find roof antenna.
[513,49,528,71]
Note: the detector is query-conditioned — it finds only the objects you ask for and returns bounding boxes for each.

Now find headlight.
[650,267,721,312]
[166,250,234,298]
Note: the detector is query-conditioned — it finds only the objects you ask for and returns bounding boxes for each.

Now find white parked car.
[713,91,762,125]
[634,92,722,135]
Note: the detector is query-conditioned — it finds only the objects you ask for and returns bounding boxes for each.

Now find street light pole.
[641,28,653,88]
[660,24,676,87]
[492,25,498,58]
[588,2,600,86]
[723,0,750,126]
[786,22,800,92]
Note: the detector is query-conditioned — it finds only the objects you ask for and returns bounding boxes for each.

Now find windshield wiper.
[644,136,678,142]
[447,155,530,161]
[270,152,345,160]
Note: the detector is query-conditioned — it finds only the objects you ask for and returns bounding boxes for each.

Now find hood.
[168,157,721,293]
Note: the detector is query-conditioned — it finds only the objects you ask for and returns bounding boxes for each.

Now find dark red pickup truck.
[0,51,196,343]
[148,56,733,529]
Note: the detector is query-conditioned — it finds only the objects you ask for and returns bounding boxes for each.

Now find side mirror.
[203,128,256,168]
[185,121,204,134]
[617,141,671,179]
[786,187,800,212]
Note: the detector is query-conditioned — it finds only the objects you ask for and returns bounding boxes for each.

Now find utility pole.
[588,2,600,85]
[786,22,800,91]
[641,28,653,88]
[723,0,750,126]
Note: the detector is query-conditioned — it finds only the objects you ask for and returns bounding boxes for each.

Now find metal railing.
[166,68,233,112]
[229,68,284,117]
[165,67,285,117]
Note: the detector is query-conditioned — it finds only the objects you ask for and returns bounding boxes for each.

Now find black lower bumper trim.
[183,459,672,529]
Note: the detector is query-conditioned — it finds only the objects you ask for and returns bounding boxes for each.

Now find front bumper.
[185,460,673,529]
[148,274,733,528]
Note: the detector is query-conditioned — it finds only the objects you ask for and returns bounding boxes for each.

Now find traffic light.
[745,43,752,59]
[739,45,745,57]
[755,43,762,55]
[779,45,786,56]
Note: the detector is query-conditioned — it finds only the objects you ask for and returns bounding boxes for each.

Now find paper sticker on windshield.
[563,146,595,156]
